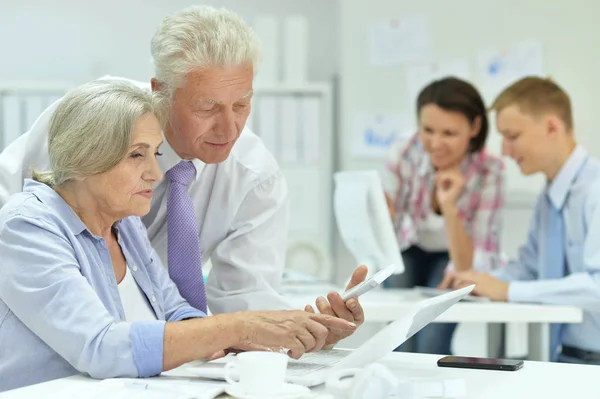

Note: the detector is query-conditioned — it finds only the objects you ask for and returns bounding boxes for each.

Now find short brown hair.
[417,77,489,153]
[490,77,573,130]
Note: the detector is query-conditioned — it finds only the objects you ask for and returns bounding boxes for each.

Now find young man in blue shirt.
[442,77,600,364]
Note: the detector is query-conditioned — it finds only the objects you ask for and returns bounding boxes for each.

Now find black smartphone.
[437,355,524,371]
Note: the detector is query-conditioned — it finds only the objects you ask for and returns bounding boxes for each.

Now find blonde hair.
[32,79,168,187]
[490,76,573,130]
[151,5,261,97]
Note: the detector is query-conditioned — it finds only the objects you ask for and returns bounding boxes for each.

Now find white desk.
[282,287,583,362]
[3,352,598,399]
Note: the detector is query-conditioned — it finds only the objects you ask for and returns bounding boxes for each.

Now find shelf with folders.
[250,82,336,281]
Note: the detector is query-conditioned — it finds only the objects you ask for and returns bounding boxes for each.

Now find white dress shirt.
[0,76,292,314]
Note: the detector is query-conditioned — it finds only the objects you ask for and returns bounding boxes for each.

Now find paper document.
[351,113,413,159]
[477,40,544,103]
[406,59,471,108]
[369,17,430,66]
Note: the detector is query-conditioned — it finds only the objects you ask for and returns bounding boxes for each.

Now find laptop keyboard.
[287,349,350,377]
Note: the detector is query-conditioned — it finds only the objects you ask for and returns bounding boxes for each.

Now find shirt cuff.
[130,320,166,378]
[169,306,206,322]
[507,281,534,303]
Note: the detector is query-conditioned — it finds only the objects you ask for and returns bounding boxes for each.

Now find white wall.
[0,0,339,84]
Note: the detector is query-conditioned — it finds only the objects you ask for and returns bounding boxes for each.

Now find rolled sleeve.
[130,320,166,378]
[169,307,206,322]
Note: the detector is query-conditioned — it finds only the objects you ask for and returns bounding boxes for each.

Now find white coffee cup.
[224,351,289,395]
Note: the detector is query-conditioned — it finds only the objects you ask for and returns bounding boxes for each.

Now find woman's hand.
[435,167,466,212]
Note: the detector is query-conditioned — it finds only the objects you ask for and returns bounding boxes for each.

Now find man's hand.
[227,310,356,359]
[435,167,466,212]
[305,265,367,347]
[453,270,509,302]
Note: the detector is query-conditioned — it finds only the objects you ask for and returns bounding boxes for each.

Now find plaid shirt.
[382,133,505,271]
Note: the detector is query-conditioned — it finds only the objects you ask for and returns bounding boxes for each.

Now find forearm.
[508,273,600,312]
[443,205,474,271]
[163,314,239,371]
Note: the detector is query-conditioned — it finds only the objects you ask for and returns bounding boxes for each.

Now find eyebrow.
[130,141,163,149]
[195,90,254,106]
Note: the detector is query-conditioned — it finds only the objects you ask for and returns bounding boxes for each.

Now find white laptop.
[187,285,474,387]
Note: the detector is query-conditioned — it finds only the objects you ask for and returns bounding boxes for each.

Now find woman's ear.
[471,116,482,138]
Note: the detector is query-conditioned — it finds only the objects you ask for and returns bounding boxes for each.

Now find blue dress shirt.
[0,179,206,392]
[493,146,600,353]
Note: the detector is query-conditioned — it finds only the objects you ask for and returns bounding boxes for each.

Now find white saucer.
[225,382,311,399]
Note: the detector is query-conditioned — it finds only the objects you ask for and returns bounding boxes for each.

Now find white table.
[3,352,598,399]
[282,286,583,362]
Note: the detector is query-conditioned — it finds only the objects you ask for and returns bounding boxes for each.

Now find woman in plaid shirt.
[382,77,505,355]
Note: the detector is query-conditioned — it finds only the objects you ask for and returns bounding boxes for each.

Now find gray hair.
[150,5,261,96]
[32,79,168,187]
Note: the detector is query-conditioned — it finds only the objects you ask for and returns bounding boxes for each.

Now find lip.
[136,190,153,198]
[207,142,230,148]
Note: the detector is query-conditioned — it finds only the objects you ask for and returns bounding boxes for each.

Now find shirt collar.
[548,145,588,209]
[158,133,205,181]
[24,179,88,235]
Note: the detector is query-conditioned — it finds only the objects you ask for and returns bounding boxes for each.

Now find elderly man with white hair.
[0,79,357,392]
[0,6,366,344]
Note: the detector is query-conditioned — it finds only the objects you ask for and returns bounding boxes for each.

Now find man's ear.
[150,78,162,93]
[546,115,562,138]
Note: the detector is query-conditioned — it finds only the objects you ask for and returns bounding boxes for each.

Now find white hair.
[32,79,168,187]
[150,5,261,96]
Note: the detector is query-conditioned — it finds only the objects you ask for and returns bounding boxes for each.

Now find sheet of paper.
[477,40,544,103]
[369,17,430,66]
[405,58,471,108]
[351,113,414,159]
[94,377,225,399]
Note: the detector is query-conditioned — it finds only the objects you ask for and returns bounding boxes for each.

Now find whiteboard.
[339,0,600,203]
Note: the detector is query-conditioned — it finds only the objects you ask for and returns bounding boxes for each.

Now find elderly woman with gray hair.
[0,80,356,392]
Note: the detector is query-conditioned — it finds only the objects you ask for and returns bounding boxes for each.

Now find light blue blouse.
[0,179,205,391]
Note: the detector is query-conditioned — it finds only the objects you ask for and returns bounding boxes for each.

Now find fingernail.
[317,296,326,303]
[348,300,358,309]
[348,322,357,328]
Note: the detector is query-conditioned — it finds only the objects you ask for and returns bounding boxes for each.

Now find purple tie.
[166,160,207,313]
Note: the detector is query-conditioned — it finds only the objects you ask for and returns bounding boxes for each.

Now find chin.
[431,160,453,170]
[518,164,537,176]
[197,147,234,164]
[130,205,152,217]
